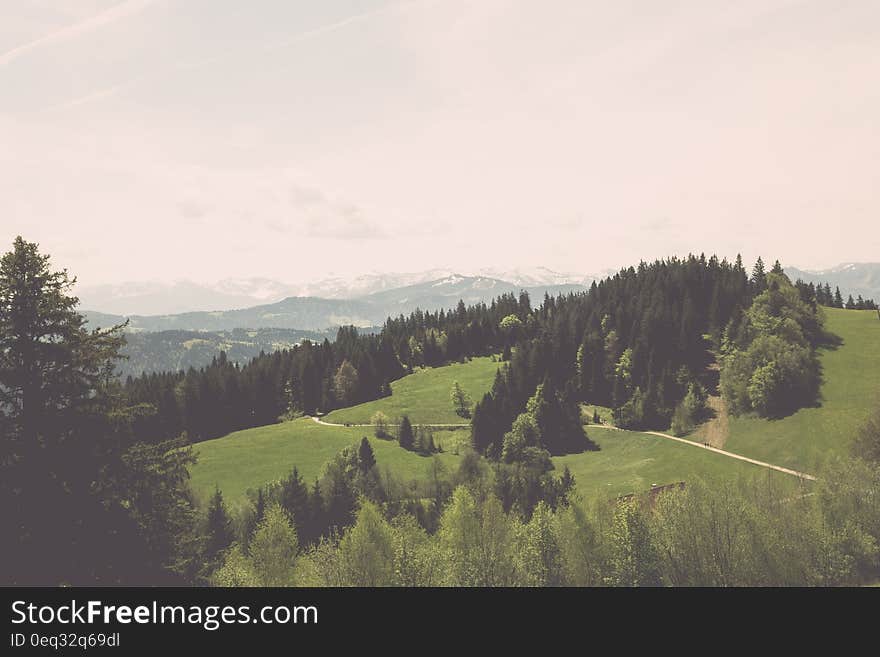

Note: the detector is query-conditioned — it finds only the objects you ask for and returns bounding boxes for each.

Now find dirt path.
[309,416,470,429]
[310,416,816,481]
[590,425,816,481]
[694,394,730,449]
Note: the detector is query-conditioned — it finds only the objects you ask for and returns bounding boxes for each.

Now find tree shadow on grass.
[817,330,844,351]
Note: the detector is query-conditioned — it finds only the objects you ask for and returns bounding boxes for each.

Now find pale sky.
[1,0,878,285]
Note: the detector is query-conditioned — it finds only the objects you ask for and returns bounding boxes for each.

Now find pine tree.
[358,436,376,472]
[398,415,414,450]
[0,236,192,585]
[834,286,844,308]
[203,488,235,574]
[751,257,767,293]
[279,467,310,542]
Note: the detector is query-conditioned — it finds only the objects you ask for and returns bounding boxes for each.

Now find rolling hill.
[323,356,501,425]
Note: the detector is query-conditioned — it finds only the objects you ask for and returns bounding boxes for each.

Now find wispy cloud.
[0,0,160,68]
[40,0,424,112]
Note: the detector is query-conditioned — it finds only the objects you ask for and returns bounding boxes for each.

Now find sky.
[1,0,878,286]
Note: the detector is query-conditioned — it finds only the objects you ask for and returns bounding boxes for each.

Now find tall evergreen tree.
[278,466,310,541]
[751,257,767,293]
[202,488,235,576]
[0,237,193,584]
[398,415,415,450]
[358,436,377,472]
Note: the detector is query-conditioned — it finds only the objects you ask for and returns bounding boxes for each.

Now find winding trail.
[309,415,817,481]
[309,416,470,429]
[590,425,816,481]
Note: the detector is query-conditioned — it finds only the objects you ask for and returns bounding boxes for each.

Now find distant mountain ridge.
[84,274,589,332]
[786,263,880,302]
[76,267,601,316]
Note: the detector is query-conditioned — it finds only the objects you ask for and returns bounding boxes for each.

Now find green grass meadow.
[553,426,800,500]
[191,417,464,511]
[324,356,500,425]
[723,308,880,472]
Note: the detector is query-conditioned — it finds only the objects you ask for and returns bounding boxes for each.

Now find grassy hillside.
[324,356,500,425]
[191,308,875,512]
[191,417,464,511]
[723,308,880,472]
[553,426,799,500]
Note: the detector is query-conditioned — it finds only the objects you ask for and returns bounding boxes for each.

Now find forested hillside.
[124,294,526,443]
[117,327,333,377]
[124,255,845,452]
[471,254,757,455]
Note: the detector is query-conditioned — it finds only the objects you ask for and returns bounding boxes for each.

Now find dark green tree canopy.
[1,237,195,585]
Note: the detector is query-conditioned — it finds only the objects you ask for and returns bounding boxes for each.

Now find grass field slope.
[191,417,465,511]
[324,356,500,425]
[553,426,799,500]
[723,308,880,472]
[190,357,500,509]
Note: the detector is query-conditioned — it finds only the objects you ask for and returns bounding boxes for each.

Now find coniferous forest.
[3,236,880,587]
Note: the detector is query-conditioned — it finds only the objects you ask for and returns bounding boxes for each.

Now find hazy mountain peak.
[77,267,604,316]
[785,262,880,301]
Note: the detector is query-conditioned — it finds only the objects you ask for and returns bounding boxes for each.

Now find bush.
[372,411,390,439]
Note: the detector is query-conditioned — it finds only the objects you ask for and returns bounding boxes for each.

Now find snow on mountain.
[473,266,581,287]
[785,263,880,302]
[78,267,604,316]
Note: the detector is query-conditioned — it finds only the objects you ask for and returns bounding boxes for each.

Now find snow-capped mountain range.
[76,267,603,316]
[80,272,593,332]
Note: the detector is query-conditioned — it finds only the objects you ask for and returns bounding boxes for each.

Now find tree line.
[797,279,877,311]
